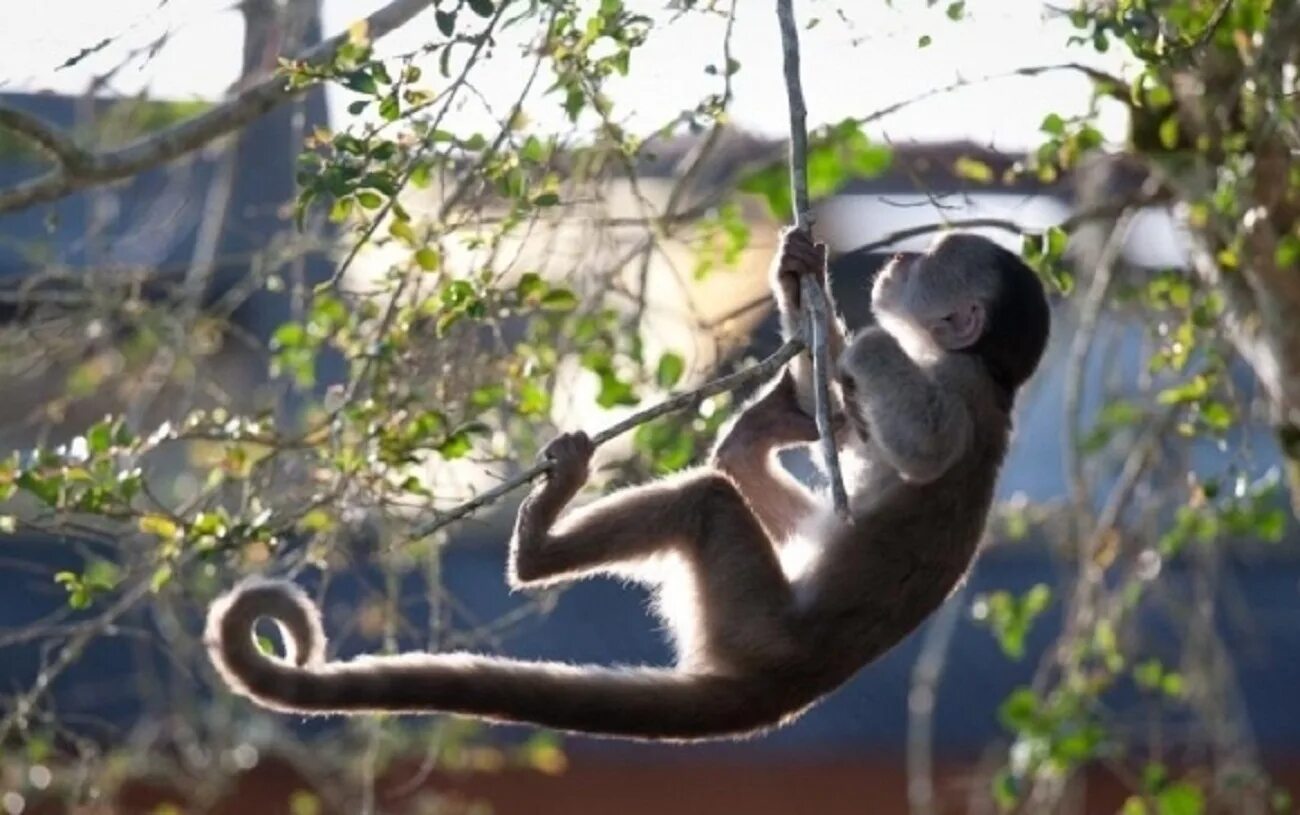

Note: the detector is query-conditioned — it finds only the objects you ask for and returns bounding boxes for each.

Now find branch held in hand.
[415,337,807,539]
[776,0,850,519]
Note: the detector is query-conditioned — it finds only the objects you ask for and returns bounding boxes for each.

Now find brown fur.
[205,231,1050,742]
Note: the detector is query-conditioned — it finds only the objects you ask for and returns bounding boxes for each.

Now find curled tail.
[205,579,803,742]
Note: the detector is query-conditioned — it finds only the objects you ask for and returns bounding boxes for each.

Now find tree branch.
[0,0,433,215]
[776,0,850,520]
[413,337,807,539]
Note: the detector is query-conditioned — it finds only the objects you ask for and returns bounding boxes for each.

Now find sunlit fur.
[206,230,1050,742]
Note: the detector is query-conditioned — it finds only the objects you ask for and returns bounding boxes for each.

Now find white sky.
[0,0,1133,150]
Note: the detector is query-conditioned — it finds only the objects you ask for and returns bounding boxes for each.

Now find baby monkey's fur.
[206,231,1051,741]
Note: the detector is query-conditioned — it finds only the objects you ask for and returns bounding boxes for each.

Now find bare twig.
[776,0,850,519]
[1062,209,1137,538]
[413,337,806,539]
[0,0,432,214]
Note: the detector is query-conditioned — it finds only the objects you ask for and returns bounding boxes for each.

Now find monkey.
[205,229,1051,742]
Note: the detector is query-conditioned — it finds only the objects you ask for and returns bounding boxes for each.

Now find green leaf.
[992,770,1019,809]
[435,10,456,36]
[998,687,1040,732]
[1200,401,1233,431]
[86,420,114,455]
[468,0,495,17]
[596,371,639,408]
[138,514,181,541]
[470,384,506,409]
[518,381,551,417]
[918,34,933,47]
[389,219,417,245]
[1157,783,1204,815]
[655,352,685,389]
[437,431,474,460]
[954,156,994,183]
[342,70,379,95]
[410,162,432,189]
[272,323,307,350]
[150,563,173,593]
[1276,235,1300,269]
[737,164,793,222]
[532,192,561,207]
[1040,113,1066,136]
[414,247,441,271]
[1158,116,1180,150]
[329,196,354,223]
[515,272,545,301]
[540,289,579,312]
[848,141,892,178]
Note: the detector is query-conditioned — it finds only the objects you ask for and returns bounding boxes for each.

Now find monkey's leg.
[513,459,802,670]
[669,472,806,671]
[711,372,826,543]
[509,463,766,585]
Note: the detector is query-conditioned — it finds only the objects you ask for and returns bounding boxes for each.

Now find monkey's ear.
[929,300,985,350]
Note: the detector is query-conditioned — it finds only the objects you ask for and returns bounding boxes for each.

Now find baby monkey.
[207,230,1051,741]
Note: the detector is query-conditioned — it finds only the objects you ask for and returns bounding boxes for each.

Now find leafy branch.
[0,0,433,214]
[414,336,806,538]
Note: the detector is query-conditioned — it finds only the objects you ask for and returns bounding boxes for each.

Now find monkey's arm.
[711,371,823,543]
[770,229,849,419]
[845,328,972,484]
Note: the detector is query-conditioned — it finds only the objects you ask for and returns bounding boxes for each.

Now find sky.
[0,0,1133,150]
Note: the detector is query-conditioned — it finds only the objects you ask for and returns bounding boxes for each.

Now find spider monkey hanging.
[206,229,1051,741]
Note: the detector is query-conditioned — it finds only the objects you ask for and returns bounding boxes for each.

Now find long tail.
[204,579,804,742]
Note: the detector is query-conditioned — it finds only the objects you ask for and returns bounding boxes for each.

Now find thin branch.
[0,0,433,215]
[1062,209,1136,539]
[849,190,1170,255]
[0,107,89,168]
[412,336,807,539]
[776,0,850,519]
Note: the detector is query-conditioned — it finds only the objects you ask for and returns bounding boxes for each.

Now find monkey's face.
[870,243,991,359]
[870,233,1051,398]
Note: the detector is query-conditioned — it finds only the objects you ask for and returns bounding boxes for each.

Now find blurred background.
[1,0,1298,813]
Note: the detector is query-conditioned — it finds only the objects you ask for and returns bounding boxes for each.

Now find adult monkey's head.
[869,233,1051,403]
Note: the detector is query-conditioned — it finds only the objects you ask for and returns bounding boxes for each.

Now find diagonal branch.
[777,0,851,519]
[0,107,91,169]
[413,337,807,539]
[0,0,433,215]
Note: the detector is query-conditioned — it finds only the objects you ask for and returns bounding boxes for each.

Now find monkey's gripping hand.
[771,227,829,322]
[512,431,595,557]
[537,432,594,497]
[530,432,595,517]
[769,228,848,424]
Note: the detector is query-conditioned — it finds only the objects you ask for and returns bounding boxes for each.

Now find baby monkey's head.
[870,233,1051,398]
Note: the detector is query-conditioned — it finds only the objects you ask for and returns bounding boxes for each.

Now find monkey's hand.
[536,431,595,502]
[516,432,595,547]
[771,227,829,315]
